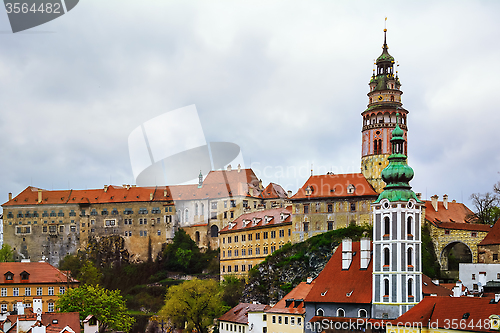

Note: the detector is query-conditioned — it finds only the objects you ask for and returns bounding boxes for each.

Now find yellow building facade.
[219,207,292,279]
[0,261,79,313]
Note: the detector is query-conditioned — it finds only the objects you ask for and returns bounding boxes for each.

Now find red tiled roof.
[267,281,315,315]
[424,200,473,224]
[291,174,378,200]
[390,296,500,332]
[479,220,500,246]
[3,170,266,207]
[305,242,372,304]
[6,312,80,333]
[219,207,292,233]
[422,275,453,297]
[261,183,288,199]
[218,303,270,324]
[432,222,492,232]
[0,262,78,284]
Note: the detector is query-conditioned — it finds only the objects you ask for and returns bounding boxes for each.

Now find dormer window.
[305,186,312,196]
[4,272,14,282]
[20,271,29,281]
[347,184,355,194]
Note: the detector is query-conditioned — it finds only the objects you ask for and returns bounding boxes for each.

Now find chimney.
[8,192,12,201]
[249,187,254,196]
[259,179,263,190]
[287,190,292,198]
[453,280,462,297]
[342,238,353,270]
[17,301,24,315]
[495,294,500,303]
[432,279,439,285]
[104,185,109,192]
[360,237,371,269]
[307,277,313,284]
[150,193,154,200]
[227,164,232,171]
[33,299,42,315]
[37,189,42,203]
[431,195,439,211]
[443,194,448,210]
[164,189,168,197]
[416,192,422,200]
[238,164,241,172]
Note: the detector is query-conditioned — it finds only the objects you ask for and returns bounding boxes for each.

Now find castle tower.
[371,114,423,319]
[361,29,409,193]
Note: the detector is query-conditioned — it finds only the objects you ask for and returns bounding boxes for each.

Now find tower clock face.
[378,95,383,101]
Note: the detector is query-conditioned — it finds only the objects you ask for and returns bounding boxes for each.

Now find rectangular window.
[248,264,252,270]
[242,235,246,242]
[230,200,236,208]
[228,237,231,244]
[256,247,260,255]
[234,235,238,242]
[230,211,234,218]
[494,254,499,261]
[270,231,276,238]
[70,226,76,232]
[271,246,276,253]
[13,288,19,297]
[263,247,268,255]
[243,200,248,208]
[263,232,268,239]
[228,250,232,257]
[471,232,477,237]
[298,318,302,325]
[242,265,246,271]
[256,233,260,240]
[272,316,276,324]
[157,230,161,236]
[350,203,356,211]
[1,288,6,297]
[444,230,450,235]
[328,221,334,230]
[48,303,54,312]
[25,288,31,296]
[228,266,231,273]
[48,287,54,296]
[304,222,309,232]
[37,287,43,296]
[223,211,227,219]
[59,287,65,295]
[59,225,64,233]
[234,250,238,257]
[279,229,284,237]
[242,249,246,256]
[1,304,7,312]
[248,234,252,241]
[211,202,218,210]
[328,204,333,213]
[285,317,288,325]
[234,265,238,272]
[304,205,309,214]
[248,248,253,256]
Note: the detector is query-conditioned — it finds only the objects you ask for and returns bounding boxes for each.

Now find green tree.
[0,244,14,262]
[468,192,500,224]
[78,260,102,286]
[421,224,441,279]
[158,279,227,333]
[56,284,135,333]
[221,276,245,308]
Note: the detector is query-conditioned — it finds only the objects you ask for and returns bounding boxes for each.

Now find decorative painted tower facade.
[361,29,409,193]
[371,115,423,319]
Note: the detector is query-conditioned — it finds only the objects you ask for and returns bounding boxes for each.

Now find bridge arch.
[440,241,473,270]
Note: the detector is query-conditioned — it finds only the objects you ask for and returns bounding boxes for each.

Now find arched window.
[407,248,413,266]
[195,204,198,216]
[210,225,219,238]
[316,308,324,317]
[337,308,345,317]
[184,209,189,223]
[390,95,394,101]
[384,216,390,236]
[384,279,390,296]
[378,139,382,154]
[407,216,412,235]
[373,139,378,154]
[201,203,204,216]
[358,309,367,318]
[195,231,200,242]
[384,247,390,266]
[408,278,413,296]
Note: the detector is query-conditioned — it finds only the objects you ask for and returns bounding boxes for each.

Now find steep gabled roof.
[305,242,372,304]
[218,303,270,324]
[424,200,473,224]
[291,173,378,200]
[391,296,500,332]
[267,281,315,314]
[479,220,500,246]
[219,207,292,234]
[261,183,288,199]
[0,262,78,284]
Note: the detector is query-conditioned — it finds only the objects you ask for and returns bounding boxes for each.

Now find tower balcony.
[362,122,407,131]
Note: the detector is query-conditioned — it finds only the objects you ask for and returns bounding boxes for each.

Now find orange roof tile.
[424,200,473,224]
[422,275,453,297]
[0,262,78,284]
[219,207,292,233]
[479,219,500,246]
[6,312,80,333]
[432,221,492,232]
[218,303,270,324]
[305,242,372,304]
[267,281,315,314]
[390,296,500,331]
[291,174,378,200]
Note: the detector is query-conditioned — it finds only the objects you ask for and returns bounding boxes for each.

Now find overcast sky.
[0,0,499,211]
